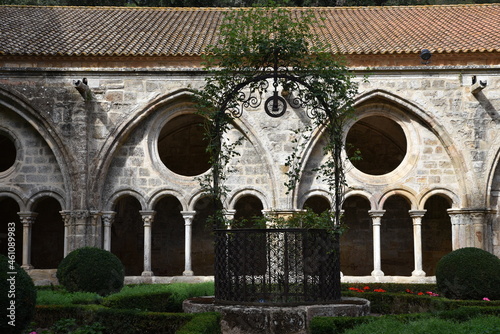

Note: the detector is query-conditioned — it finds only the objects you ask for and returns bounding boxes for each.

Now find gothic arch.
[94,89,198,205]
[353,89,469,206]
[0,87,71,207]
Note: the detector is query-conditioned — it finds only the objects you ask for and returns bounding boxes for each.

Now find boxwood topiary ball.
[0,254,37,334]
[436,247,500,300]
[57,247,124,296]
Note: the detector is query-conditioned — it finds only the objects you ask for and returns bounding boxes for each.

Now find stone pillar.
[368,210,385,277]
[90,210,102,248]
[140,210,155,276]
[181,211,196,276]
[101,211,116,252]
[71,210,90,249]
[409,210,427,277]
[471,211,486,250]
[59,210,72,257]
[447,209,462,250]
[18,212,37,270]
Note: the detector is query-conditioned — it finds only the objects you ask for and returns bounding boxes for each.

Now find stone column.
[409,210,427,277]
[59,210,72,257]
[71,210,90,249]
[368,210,385,277]
[140,210,155,277]
[101,211,116,252]
[90,210,102,248]
[471,211,486,250]
[447,209,465,250]
[18,212,37,270]
[181,211,196,276]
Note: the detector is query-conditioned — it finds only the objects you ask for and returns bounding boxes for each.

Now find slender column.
[368,210,385,277]
[101,211,116,251]
[59,210,72,257]
[18,212,37,270]
[181,211,196,276]
[140,210,156,276]
[409,210,427,277]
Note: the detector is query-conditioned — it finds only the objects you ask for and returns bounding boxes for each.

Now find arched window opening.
[303,195,330,214]
[422,195,452,276]
[157,114,211,176]
[234,195,264,228]
[112,196,143,276]
[152,196,184,276]
[32,197,63,269]
[381,195,413,276]
[346,116,407,175]
[341,196,372,276]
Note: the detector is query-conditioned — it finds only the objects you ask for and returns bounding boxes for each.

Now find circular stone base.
[183,297,370,334]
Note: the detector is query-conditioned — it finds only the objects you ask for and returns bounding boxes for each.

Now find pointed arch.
[0,87,71,208]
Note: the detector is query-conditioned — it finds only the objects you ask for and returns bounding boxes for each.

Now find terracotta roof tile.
[0,4,499,57]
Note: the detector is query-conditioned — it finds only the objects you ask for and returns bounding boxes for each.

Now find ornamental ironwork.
[214,228,341,305]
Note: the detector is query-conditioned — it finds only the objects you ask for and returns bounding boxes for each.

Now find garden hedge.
[33,304,220,334]
[310,306,500,334]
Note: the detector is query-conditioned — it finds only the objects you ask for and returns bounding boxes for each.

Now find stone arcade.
[1,4,500,284]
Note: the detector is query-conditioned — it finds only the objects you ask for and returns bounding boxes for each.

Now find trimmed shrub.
[436,247,500,300]
[57,247,124,296]
[0,254,37,334]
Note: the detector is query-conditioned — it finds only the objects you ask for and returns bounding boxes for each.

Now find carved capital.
[140,210,156,226]
[18,212,38,225]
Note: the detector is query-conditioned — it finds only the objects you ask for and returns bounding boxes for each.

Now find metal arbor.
[209,47,346,305]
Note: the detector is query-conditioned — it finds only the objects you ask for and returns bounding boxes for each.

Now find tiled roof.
[0,4,499,57]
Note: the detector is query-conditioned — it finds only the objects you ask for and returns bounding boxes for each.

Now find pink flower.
[374,288,386,292]
[483,297,490,301]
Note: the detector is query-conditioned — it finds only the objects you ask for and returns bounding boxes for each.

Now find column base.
[183,270,194,276]
[371,269,384,277]
[141,271,154,277]
[21,264,34,270]
[411,269,426,277]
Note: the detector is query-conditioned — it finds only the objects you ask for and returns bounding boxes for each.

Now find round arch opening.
[157,114,211,176]
[0,133,16,173]
[346,116,407,175]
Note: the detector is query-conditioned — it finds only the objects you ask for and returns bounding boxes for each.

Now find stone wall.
[1,60,500,280]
